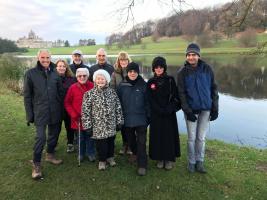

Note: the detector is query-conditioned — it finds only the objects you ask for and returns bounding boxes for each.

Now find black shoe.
[188,163,196,173]
[196,161,207,173]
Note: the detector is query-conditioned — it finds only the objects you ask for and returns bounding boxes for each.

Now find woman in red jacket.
[64,68,95,162]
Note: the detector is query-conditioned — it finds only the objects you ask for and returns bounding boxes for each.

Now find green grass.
[21,33,267,56]
[1,84,267,200]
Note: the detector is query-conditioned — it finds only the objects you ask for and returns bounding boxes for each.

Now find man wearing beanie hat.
[177,43,219,174]
[118,62,150,176]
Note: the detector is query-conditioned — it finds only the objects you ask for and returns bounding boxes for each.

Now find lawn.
[0,85,267,200]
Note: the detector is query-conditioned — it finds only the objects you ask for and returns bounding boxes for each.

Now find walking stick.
[78,120,81,167]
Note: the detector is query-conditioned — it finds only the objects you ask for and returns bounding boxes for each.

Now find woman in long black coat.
[147,56,181,170]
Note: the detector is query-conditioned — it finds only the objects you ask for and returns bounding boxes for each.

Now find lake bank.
[0,84,267,200]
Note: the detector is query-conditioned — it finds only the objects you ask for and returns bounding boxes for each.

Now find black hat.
[152,56,167,72]
[126,62,140,74]
[186,43,200,57]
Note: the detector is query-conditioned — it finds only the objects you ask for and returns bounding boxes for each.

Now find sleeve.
[110,72,116,89]
[23,71,34,123]
[177,69,192,114]
[81,91,93,129]
[57,76,64,103]
[210,67,219,112]
[114,91,124,126]
[165,77,181,113]
[64,86,79,119]
[144,84,151,119]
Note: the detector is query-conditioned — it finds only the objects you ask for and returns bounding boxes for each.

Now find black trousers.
[95,136,115,162]
[59,113,74,145]
[125,126,147,168]
[121,125,128,146]
[33,123,61,163]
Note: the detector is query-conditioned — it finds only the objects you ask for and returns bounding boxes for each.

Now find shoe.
[188,163,196,173]
[88,155,96,162]
[32,162,42,179]
[137,168,146,176]
[156,161,164,169]
[119,145,127,155]
[164,161,173,170]
[45,153,63,165]
[126,149,133,155]
[128,155,137,164]
[66,144,74,153]
[106,157,116,167]
[98,161,106,170]
[196,161,207,173]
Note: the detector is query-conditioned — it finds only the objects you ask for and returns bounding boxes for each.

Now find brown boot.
[32,162,42,179]
[45,153,63,165]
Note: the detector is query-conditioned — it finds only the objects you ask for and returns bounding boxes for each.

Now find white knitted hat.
[93,69,111,83]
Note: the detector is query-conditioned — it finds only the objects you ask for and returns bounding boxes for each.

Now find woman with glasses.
[64,68,95,162]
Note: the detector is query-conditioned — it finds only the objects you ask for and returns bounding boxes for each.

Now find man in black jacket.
[24,49,64,179]
[89,48,114,81]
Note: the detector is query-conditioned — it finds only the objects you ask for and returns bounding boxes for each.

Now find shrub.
[238,29,257,47]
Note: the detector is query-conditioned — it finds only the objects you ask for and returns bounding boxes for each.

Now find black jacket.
[89,62,114,81]
[117,76,150,127]
[69,62,90,78]
[24,62,64,125]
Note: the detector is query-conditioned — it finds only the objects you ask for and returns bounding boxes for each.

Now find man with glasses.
[24,49,64,179]
[177,43,219,174]
[89,48,114,81]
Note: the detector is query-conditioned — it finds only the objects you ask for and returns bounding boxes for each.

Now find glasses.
[77,75,87,78]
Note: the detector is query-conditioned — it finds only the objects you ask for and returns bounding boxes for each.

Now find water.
[19,53,267,148]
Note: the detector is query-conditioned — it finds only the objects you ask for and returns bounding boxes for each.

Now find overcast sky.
[0,0,232,45]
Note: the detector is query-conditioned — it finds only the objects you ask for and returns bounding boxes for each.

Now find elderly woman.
[55,59,76,153]
[147,56,181,170]
[64,68,95,162]
[110,51,132,155]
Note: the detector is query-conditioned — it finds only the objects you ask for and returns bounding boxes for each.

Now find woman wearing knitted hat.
[147,56,181,170]
[110,51,133,156]
[82,69,124,170]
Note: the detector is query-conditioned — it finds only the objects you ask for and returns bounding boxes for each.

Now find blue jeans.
[185,111,210,164]
[77,130,95,157]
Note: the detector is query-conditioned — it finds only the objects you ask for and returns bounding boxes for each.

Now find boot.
[196,161,207,173]
[156,161,164,169]
[137,168,146,176]
[45,153,63,165]
[188,163,196,173]
[98,161,106,170]
[106,157,116,167]
[32,162,42,179]
[119,145,127,155]
[164,161,173,170]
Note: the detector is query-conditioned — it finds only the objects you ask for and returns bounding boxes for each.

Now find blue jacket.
[177,59,219,114]
[117,76,150,127]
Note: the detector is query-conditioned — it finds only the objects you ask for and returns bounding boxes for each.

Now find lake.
[19,53,267,148]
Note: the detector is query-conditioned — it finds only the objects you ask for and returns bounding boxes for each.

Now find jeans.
[185,111,210,164]
[76,130,95,158]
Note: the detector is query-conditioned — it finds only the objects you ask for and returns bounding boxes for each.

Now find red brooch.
[150,83,156,90]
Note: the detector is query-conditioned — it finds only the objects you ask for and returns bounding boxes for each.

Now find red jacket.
[64,81,94,130]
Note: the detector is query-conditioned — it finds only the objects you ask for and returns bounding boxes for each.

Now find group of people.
[24,43,219,180]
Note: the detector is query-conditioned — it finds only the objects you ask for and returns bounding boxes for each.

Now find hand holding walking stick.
[78,120,81,167]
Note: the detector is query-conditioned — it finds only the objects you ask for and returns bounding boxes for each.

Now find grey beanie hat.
[186,43,200,57]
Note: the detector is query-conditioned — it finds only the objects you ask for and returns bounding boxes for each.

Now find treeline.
[0,38,27,54]
[106,0,267,48]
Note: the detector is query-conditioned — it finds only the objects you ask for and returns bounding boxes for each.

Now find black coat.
[69,62,90,77]
[117,76,150,127]
[89,63,114,81]
[24,62,63,125]
[147,74,181,161]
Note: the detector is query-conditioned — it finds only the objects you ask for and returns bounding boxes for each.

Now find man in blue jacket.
[177,43,219,173]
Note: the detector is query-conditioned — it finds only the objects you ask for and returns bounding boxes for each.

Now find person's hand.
[116,124,122,131]
[210,110,218,121]
[186,112,197,122]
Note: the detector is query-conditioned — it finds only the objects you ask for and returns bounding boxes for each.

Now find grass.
[21,33,267,56]
[0,84,267,200]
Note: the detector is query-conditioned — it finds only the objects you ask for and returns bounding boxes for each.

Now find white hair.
[76,68,89,77]
[37,49,51,57]
[93,69,111,83]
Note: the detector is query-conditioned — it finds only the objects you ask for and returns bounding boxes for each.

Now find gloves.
[210,110,218,121]
[186,112,197,122]
[116,124,122,131]
[85,128,93,137]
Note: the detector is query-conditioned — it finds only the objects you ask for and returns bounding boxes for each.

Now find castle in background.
[16,30,65,48]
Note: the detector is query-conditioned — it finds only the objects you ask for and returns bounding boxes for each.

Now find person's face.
[186,53,199,67]
[154,66,164,76]
[56,61,67,76]
[38,51,51,68]
[96,51,106,65]
[119,59,129,68]
[77,74,88,84]
[95,74,107,87]
[128,70,138,80]
[72,54,82,65]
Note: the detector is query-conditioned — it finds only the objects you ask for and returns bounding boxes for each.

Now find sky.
[0,0,232,45]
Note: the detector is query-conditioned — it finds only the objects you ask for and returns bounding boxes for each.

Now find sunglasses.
[77,75,87,78]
